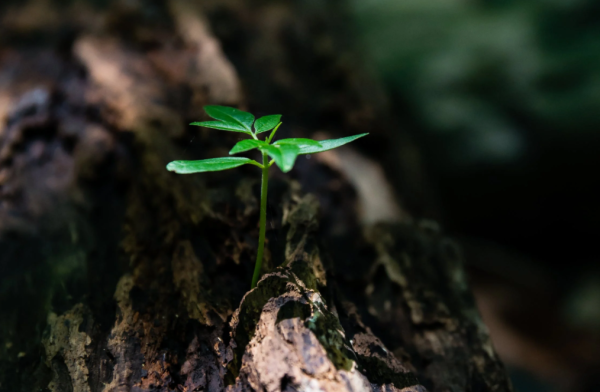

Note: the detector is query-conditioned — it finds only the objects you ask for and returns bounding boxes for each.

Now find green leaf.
[190,121,250,134]
[204,105,254,133]
[166,157,252,174]
[254,115,282,134]
[259,144,300,173]
[297,133,369,155]
[230,139,268,155]
[274,138,322,147]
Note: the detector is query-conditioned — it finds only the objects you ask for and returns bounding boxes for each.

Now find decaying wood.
[0,1,512,391]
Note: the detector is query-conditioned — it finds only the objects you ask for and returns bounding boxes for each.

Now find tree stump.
[0,1,512,391]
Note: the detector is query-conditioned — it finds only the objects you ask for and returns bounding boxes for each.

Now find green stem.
[247,160,265,169]
[267,122,282,143]
[251,152,269,288]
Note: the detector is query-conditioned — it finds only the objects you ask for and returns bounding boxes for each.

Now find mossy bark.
[0,1,511,391]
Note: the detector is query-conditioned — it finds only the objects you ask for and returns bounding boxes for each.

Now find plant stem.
[267,122,282,143]
[251,151,269,288]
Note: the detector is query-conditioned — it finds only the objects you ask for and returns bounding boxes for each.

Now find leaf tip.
[166,161,178,172]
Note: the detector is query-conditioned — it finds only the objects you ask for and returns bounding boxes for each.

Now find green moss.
[276,300,312,325]
[304,303,355,371]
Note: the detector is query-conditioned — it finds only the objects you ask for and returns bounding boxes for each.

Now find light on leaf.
[190,120,250,134]
[230,139,268,155]
[297,133,369,155]
[254,115,282,134]
[274,138,322,147]
[203,105,255,133]
[166,157,252,174]
[259,144,300,173]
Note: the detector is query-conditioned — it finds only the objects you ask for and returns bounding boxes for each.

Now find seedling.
[167,106,367,288]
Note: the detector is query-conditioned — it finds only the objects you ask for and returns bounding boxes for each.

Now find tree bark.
[0,1,512,391]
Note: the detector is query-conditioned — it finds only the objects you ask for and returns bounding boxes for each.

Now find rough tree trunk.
[0,1,512,391]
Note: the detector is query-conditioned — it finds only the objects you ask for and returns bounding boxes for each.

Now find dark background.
[1,1,599,391]
[351,1,600,391]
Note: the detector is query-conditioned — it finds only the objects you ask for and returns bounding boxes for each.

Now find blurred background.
[1,0,599,391]
[350,1,600,391]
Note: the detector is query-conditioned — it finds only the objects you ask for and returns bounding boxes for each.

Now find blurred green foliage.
[352,0,600,165]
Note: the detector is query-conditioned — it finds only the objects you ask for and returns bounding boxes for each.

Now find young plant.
[167,105,367,288]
